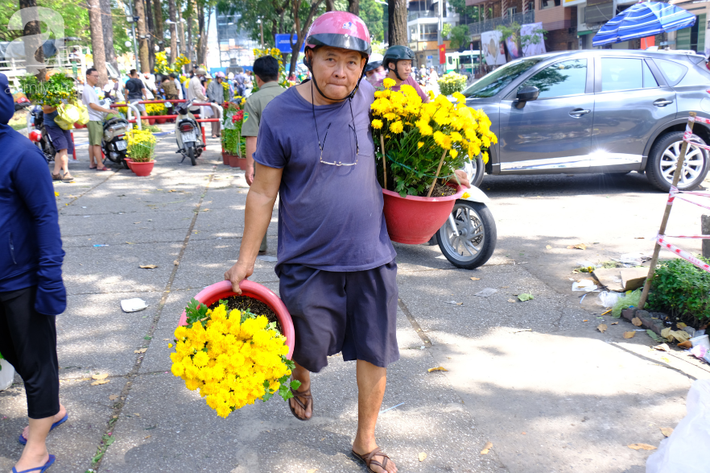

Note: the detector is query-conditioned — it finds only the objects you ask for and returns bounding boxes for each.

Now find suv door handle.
[653,99,674,107]
[569,108,591,118]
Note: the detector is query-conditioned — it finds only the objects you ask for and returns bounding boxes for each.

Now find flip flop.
[352,447,392,473]
[18,414,68,445]
[288,387,313,421]
[11,454,55,473]
[51,173,62,181]
[97,166,109,171]
[89,166,97,169]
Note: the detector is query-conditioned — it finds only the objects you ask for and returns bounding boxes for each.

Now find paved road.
[1,130,708,472]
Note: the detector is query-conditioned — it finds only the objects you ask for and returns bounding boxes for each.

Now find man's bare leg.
[289,362,313,420]
[352,360,397,473]
[15,403,66,471]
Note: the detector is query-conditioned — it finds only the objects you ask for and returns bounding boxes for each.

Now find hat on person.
[227,72,234,79]
[305,11,371,58]
[196,68,206,75]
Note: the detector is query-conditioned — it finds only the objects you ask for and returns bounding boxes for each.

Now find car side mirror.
[516,86,539,108]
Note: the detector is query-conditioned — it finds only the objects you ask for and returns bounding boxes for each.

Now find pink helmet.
[215,71,225,78]
[305,11,371,57]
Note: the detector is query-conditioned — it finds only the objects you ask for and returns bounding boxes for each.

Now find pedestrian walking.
[83,68,116,171]
[188,68,220,138]
[124,70,148,117]
[206,72,227,138]
[377,45,429,103]
[428,66,440,95]
[0,72,68,473]
[224,12,399,473]
[234,68,246,97]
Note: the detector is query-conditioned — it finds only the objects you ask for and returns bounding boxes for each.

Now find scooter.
[174,99,205,166]
[433,157,497,270]
[27,106,56,164]
[102,114,130,169]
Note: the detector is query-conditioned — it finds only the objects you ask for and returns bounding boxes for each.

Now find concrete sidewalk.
[1,134,708,473]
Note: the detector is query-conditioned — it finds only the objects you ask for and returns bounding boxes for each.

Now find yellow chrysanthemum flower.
[382,78,396,89]
[389,121,404,134]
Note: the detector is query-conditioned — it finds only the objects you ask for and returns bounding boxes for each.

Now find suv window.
[601,58,657,92]
[655,58,688,85]
[643,61,658,88]
[463,58,543,98]
[521,59,587,99]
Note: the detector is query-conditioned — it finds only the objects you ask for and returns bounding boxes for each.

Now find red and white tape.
[657,235,710,273]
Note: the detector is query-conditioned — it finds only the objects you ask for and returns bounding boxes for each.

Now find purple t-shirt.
[253,81,396,274]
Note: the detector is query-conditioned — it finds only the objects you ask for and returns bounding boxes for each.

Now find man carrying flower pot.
[224,12,401,473]
[376,46,429,103]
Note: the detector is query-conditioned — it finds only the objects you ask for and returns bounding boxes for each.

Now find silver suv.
[463,49,710,191]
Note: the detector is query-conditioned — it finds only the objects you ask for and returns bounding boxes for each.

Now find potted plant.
[438,72,468,96]
[371,79,498,244]
[172,280,299,418]
[222,103,246,169]
[126,129,156,176]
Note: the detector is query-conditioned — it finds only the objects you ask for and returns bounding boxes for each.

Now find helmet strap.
[390,60,406,82]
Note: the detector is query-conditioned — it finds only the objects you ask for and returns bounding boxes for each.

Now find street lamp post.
[257,19,264,48]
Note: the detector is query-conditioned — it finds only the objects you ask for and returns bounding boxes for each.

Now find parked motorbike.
[433,157,497,270]
[175,100,205,166]
[27,106,56,164]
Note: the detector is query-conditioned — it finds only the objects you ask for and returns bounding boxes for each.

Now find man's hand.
[245,165,255,186]
[453,169,471,188]
[224,261,253,295]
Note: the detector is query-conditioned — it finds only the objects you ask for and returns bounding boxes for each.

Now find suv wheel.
[646,131,709,192]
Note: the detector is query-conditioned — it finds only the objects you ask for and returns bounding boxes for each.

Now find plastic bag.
[646,379,710,473]
[55,103,79,130]
[598,291,623,308]
[612,289,641,318]
[75,103,89,125]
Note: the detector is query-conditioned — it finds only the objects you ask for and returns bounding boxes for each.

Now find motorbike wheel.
[120,154,129,169]
[187,146,197,166]
[436,200,497,270]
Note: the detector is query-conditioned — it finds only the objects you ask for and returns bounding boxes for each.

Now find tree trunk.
[168,0,177,62]
[348,0,359,15]
[289,0,322,75]
[135,0,150,72]
[325,0,334,10]
[196,4,205,65]
[100,0,119,76]
[154,0,164,51]
[88,0,108,86]
[18,0,45,79]
[145,0,155,71]
[388,0,407,46]
[185,0,193,66]
[177,4,186,64]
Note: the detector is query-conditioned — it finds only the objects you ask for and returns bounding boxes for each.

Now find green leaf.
[517,293,534,302]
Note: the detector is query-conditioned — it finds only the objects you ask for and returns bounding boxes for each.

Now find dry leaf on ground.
[631,317,643,327]
[676,322,687,329]
[582,319,589,322]
[653,343,670,352]
[134,348,147,354]
[628,443,657,451]
[567,243,587,250]
[427,367,448,372]
[660,427,674,438]
[418,453,427,462]
[109,394,118,401]
[678,340,693,349]
[623,331,636,339]
[480,442,493,455]
[598,324,608,333]
[470,277,480,281]
[508,298,517,303]
[92,374,108,380]
[611,322,619,325]
[546,245,552,249]
[139,264,158,269]
[91,380,109,386]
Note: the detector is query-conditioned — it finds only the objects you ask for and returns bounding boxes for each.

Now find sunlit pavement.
[1,129,708,472]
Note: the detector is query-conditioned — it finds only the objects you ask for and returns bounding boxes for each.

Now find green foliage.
[438,71,467,95]
[647,258,710,322]
[19,72,76,106]
[442,23,452,40]
[448,25,470,50]
[360,0,384,43]
[184,298,209,328]
[222,128,244,155]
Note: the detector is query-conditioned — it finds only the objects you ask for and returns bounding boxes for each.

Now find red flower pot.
[228,153,241,168]
[131,161,154,176]
[221,151,230,165]
[178,280,295,359]
[237,157,247,170]
[155,117,167,124]
[125,158,133,170]
[148,118,156,125]
[382,187,464,244]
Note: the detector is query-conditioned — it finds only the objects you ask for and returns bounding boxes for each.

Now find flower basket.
[172,280,299,418]
[371,79,497,243]
[382,187,464,244]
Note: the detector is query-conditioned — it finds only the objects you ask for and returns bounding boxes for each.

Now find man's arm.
[245,136,257,186]
[224,163,283,294]
[89,102,115,114]
[141,88,148,99]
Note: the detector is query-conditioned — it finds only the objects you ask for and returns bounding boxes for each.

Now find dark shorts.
[45,125,74,154]
[278,260,400,373]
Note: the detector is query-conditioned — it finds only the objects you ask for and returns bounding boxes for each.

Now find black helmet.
[364,60,382,73]
[382,45,415,81]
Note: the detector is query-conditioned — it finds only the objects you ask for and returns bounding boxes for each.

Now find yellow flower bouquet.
[170,299,300,418]
[372,78,497,197]
[126,129,156,162]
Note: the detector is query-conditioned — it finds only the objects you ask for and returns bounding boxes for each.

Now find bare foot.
[21,404,67,441]
[352,444,398,473]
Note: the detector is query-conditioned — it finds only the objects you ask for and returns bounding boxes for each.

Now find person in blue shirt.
[0,73,67,473]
